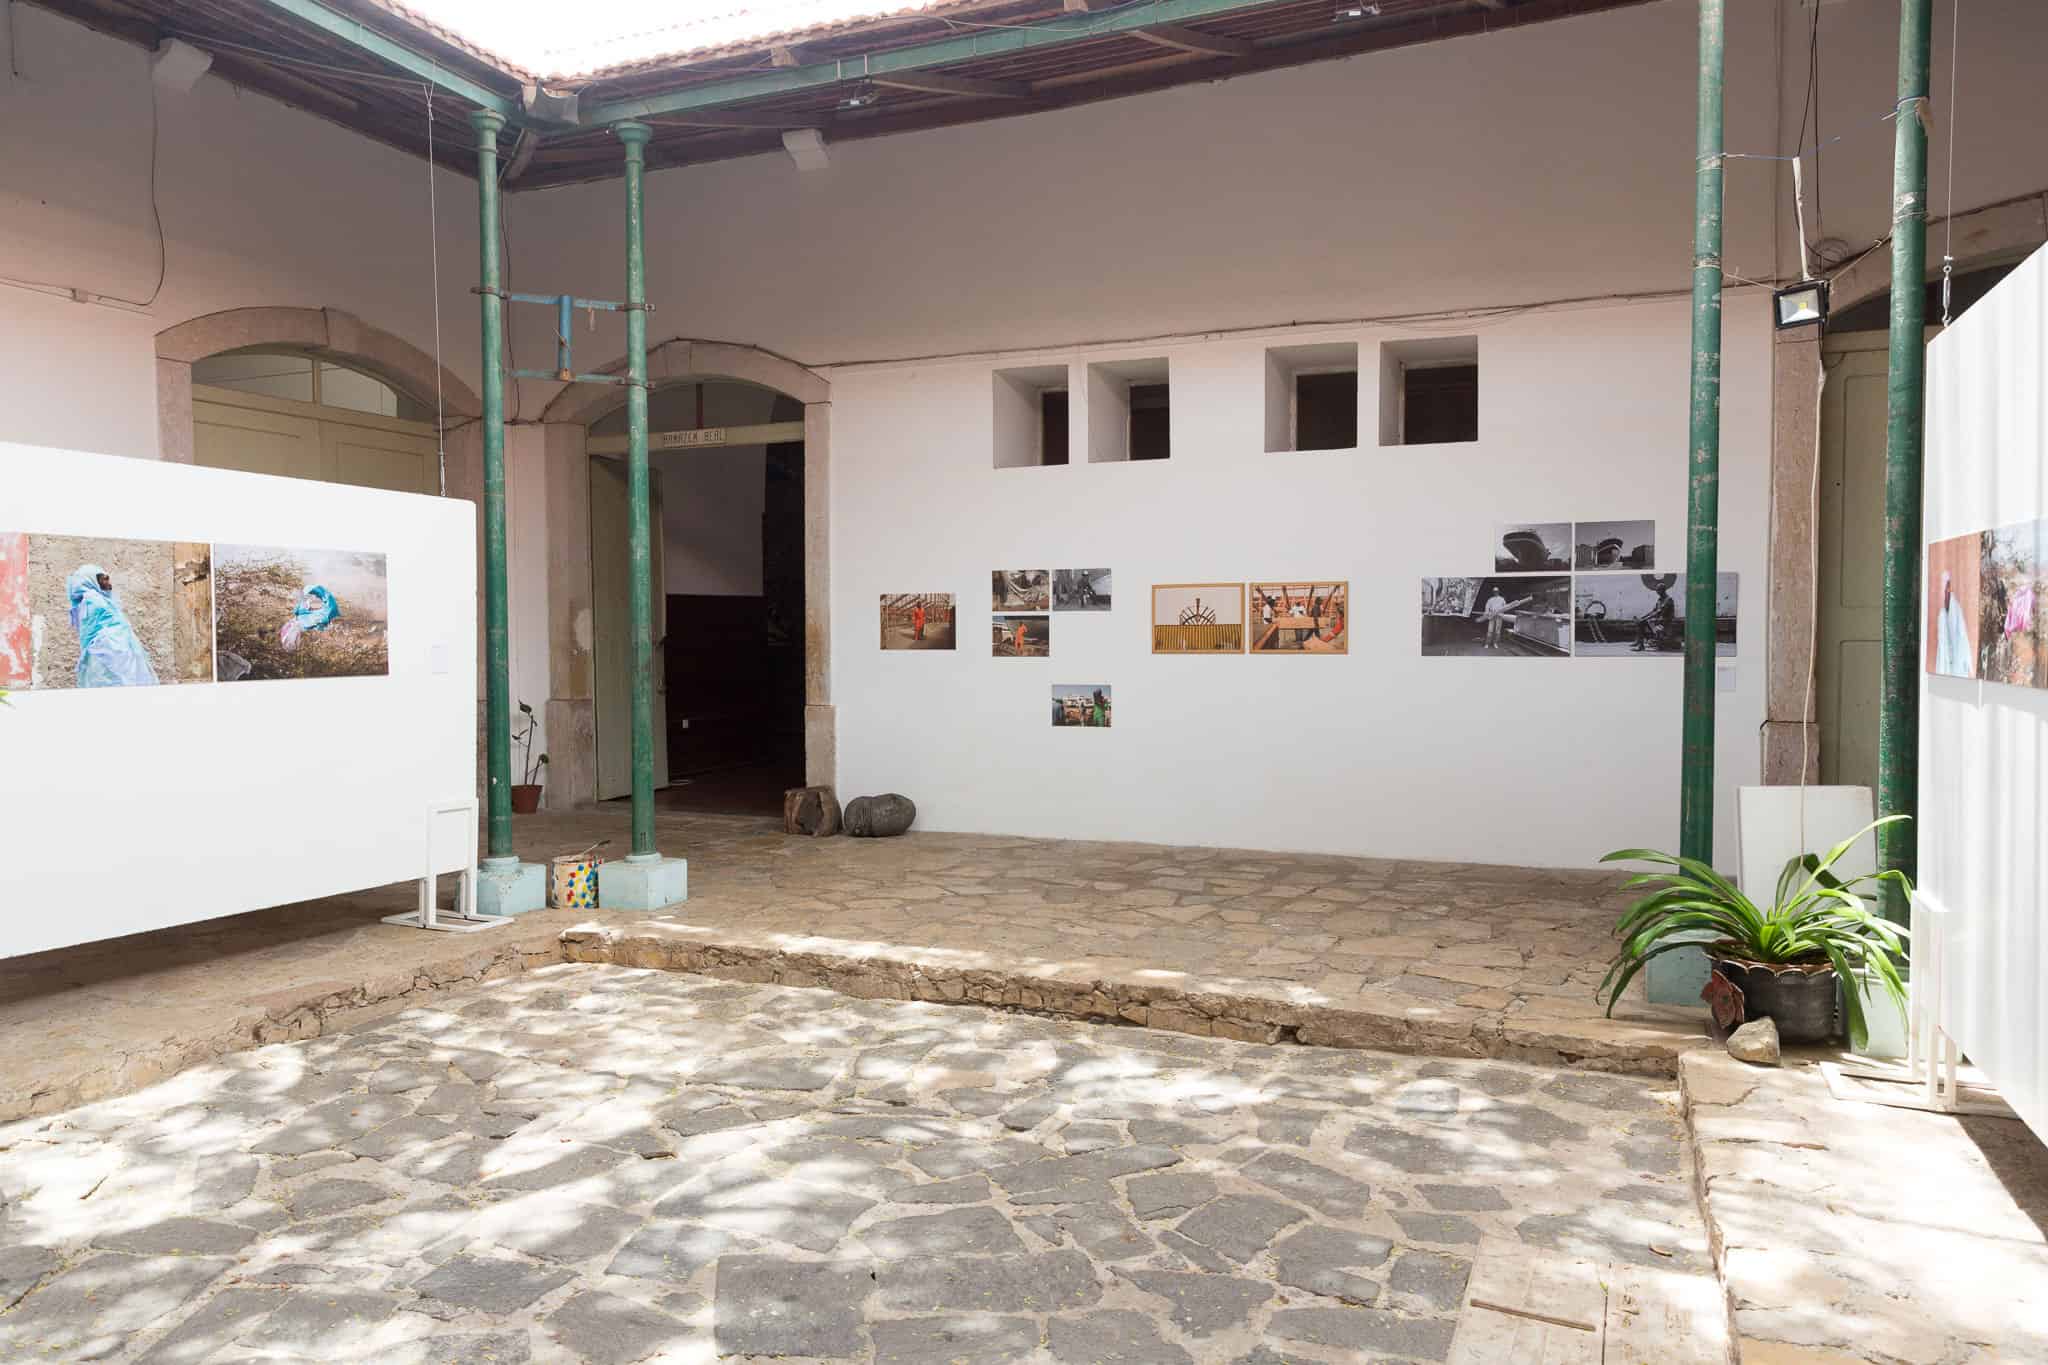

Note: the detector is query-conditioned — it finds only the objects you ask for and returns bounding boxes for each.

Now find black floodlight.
[1774,279,1829,330]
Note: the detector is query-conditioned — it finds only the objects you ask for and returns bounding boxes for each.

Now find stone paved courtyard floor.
[0,812,1704,1124]
[0,964,1725,1364]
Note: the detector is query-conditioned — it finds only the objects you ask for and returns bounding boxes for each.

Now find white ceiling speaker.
[151,38,213,95]
[782,128,830,172]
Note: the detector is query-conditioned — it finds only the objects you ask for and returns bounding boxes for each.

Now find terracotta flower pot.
[510,784,543,815]
[1710,954,1839,1044]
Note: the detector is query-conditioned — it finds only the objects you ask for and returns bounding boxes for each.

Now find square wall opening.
[993,364,1071,468]
[1264,342,1360,452]
[1378,335,1479,446]
[1086,357,1170,463]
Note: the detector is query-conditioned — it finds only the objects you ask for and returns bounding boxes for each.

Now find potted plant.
[1597,817,1911,1049]
[510,701,548,814]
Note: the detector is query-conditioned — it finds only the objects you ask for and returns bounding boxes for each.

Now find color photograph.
[1420,576,1572,656]
[1151,583,1243,653]
[992,569,1050,612]
[1249,582,1348,654]
[0,532,213,690]
[1977,519,2045,688]
[992,613,1050,657]
[1053,568,1112,611]
[1052,683,1112,728]
[1494,522,1572,573]
[1926,530,1983,679]
[880,593,957,651]
[1573,572,1738,657]
[1574,519,1656,571]
[214,543,389,681]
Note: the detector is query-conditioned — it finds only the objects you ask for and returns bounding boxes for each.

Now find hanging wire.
[1940,0,1960,326]
[427,83,447,494]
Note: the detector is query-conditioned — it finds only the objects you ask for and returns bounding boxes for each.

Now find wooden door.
[591,457,669,800]
[1816,334,1891,790]
[193,385,437,493]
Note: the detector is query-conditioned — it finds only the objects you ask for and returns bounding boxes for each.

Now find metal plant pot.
[1710,956,1840,1044]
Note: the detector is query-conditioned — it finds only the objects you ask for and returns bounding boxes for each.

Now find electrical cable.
[1940,0,1959,325]
[428,83,448,494]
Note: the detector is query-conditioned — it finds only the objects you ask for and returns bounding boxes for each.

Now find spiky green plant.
[1597,816,1911,1049]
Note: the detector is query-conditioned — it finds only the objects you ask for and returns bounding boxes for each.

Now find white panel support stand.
[383,800,507,933]
[1825,891,2013,1118]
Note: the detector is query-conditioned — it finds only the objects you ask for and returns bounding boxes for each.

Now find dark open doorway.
[589,380,806,817]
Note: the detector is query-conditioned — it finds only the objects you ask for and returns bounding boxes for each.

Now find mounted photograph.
[1926,530,1983,679]
[1573,572,1738,657]
[1420,576,1571,656]
[214,543,389,681]
[1151,583,1243,653]
[880,593,957,651]
[1494,522,1572,573]
[992,613,1050,657]
[1574,519,1656,571]
[1249,581,1348,653]
[1978,519,2045,688]
[1052,568,1112,611]
[992,569,1050,612]
[2,532,215,690]
[1052,683,1112,728]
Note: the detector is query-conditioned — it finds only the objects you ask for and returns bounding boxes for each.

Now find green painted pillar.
[617,120,657,861]
[1878,0,1932,922]
[1679,0,1726,867]
[471,108,515,867]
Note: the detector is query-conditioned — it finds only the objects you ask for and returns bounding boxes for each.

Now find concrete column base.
[599,854,689,910]
[1646,939,1714,1006]
[476,859,547,916]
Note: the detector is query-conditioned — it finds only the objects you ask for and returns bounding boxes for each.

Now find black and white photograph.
[992,569,1050,612]
[991,614,1050,657]
[1573,572,1738,657]
[1421,576,1572,656]
[1574,519,1657,571]
[1052,568,1112,611]
[1494,522,1573,573]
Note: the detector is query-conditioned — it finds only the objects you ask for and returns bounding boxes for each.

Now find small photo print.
[1249,582,1348,654]
[1575,519,1656,571]
[1573,572,1738,657]
[1421,576,1572,656]
[1494,522,1572,573]
[0,532,214,690]
[993,570,1050,612]
[992,614,1050,657]
[214,544,389,681]
[881,593,957,651]
[1925,531,1982,679]
[1152,583,1244,654]
[1977,520,2045,688]
[1053,568,1112,611]
[1052,683,1112,728]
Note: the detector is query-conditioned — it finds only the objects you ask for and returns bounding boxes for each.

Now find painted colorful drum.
[549,855,600,909]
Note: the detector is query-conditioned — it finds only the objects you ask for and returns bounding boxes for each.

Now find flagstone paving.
[0,963,1721,1364]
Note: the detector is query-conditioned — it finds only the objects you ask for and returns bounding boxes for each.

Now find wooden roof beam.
[1132,23,1255,59]
[871,69,1036,100]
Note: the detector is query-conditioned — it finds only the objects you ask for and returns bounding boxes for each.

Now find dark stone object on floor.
[783,785,842,837]
[845,793,916,837]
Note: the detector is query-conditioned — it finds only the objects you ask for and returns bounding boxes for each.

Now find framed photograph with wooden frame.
[1248,581,1349,654]
[1151,582,1244,654]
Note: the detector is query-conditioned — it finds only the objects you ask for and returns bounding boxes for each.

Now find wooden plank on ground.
[1450,1240,1604,1365]
[1602,1261,1731,1365]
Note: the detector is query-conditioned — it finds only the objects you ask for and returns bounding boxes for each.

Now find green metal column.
[1679,0,1726,866]
[471,108,515,866]
[1879,0,1932,921]
[616,120,658,861]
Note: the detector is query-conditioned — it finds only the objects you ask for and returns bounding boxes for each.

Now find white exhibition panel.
[1921,244,2048,1140]
[0,443,476,961]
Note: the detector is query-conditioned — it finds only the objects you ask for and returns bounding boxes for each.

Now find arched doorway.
[542,341,829,814]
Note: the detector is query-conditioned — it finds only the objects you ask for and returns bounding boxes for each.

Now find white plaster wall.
[0,4,483,458]
[0,444,476,960]
[824,298,1771,869]
[1921,244,2048,1140]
